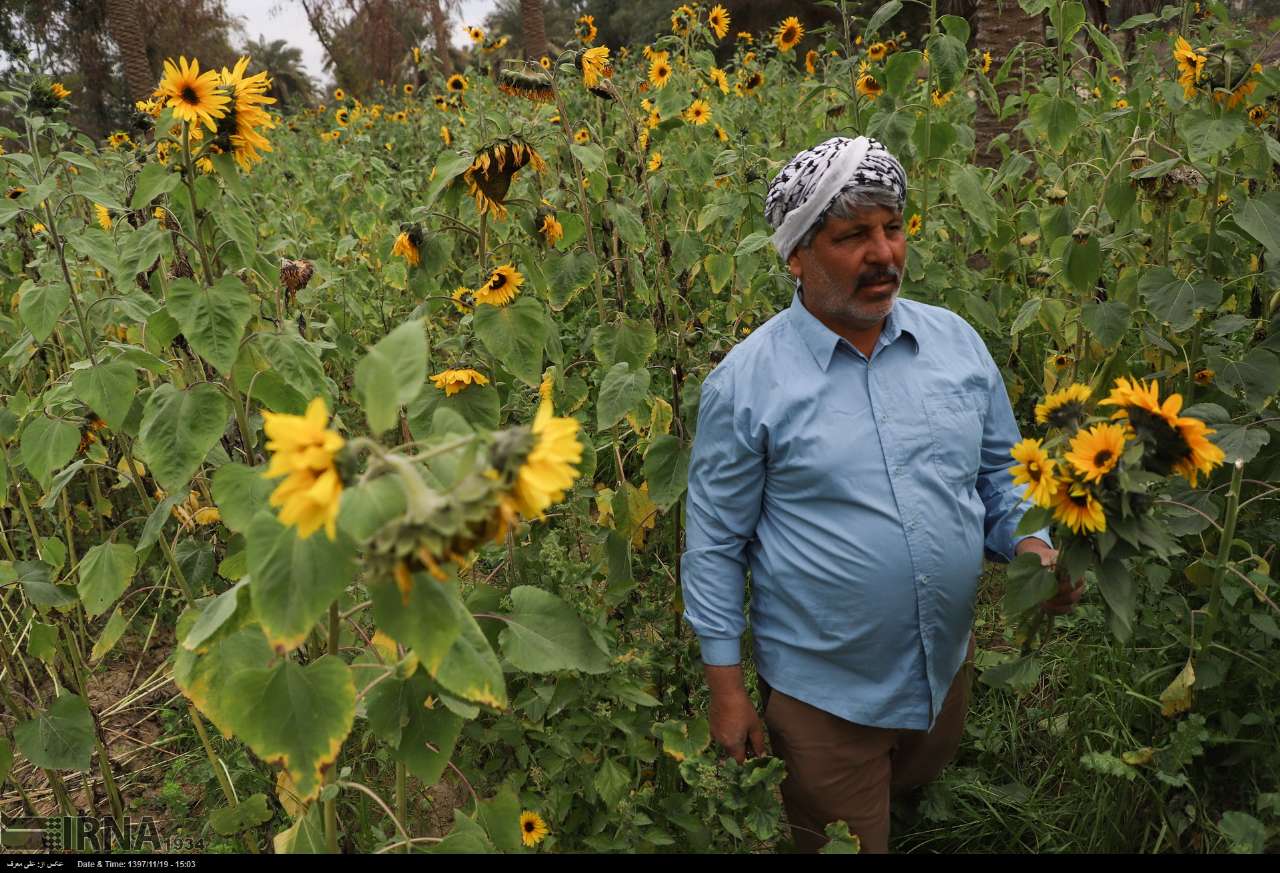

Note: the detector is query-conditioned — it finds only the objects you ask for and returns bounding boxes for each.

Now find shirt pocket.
[924,390,987,488]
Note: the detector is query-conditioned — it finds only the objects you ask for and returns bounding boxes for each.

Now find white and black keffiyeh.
[765,136,907,260]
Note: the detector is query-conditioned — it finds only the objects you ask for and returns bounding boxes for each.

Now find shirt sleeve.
[974,342,1053,562]
[680,374,767,666]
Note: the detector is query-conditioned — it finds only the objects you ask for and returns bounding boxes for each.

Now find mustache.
[856,266,901,289]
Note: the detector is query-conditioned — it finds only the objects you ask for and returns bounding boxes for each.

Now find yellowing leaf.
[1159,659,1195,718]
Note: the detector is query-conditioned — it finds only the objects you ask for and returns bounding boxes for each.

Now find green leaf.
[1027,94,1078,151]
[604,201,647,249]
[948,166,997,235]
[432,590,507,709]
[884,50,922,96]
[1063,237,1101,294]
[212,463,275,534]
[72,360,137,431]
[926,33,967,91]
[138,383,231,492]
[354,318,428,434]
[27,621,58,664]
[978,654,1042,692]
[209,794,273,836]
[91,607,128,661]
[274,804,326,854]
[369,570,463,677]
[1138,268,1222,332]
[1233,193,1280,259]
[472,296,548,387]
[365,670,463,785]
[137,492,184,552]
[704,252,734,293]
[20,416,79,489]
[570,141,605,172]
[130,162,181,209]
[498,586,611,674]
[0,735,12,786]
[1049,1,1086,43]
[77,543,136,619]
[1177,110,1245,162]
[166,276,254,376]
[597,362,651,430]
[653,717,710,762]
[424,151,474,208]
[913,119,956,160]
[222,656,356,803]
[1219,811,1266,854]
[642,435,690,510]
[1002,552,1056,616]
[939,13,970,44]
[1210,349,1280,409]
[1081,300,1131,348]
[407,383,500,435]
[1096,556,1135,642]
[18,282,69,343]
[866,0,903,36]
[182,580,250,651]
[173,620,273,738]
[14,693,95,770]
[14,560,78,609]
[595,757,630,806]
[247,511,358,653]
[592,314,657,370]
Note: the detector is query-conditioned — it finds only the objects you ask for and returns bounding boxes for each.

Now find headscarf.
[764,135,907,260]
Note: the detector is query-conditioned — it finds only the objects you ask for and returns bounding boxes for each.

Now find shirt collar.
[788,287,920,371]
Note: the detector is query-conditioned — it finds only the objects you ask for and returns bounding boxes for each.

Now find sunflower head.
[1034,383,1092,430]
[475,263,524,307]
[867,41,887,62]
[671,4,695,36]
[856,73,882,100]
[392,225,423,267]
[1066,422,1128,484]
[576,14,598,44]
[708,5,731,40]
[467,25,485,44]
[1010,438,1057,508]
[431,367,489,396]
[538,208,564,247]
[683,98,711,125]
[649,56,673,89]
[154,55,230,131]
[498,67,555,103]
[519,811,550,848]
[447,74,468,93]
[261,397,346,541]
[906,213,923,236]
[577,46,613,88]
[776,16,804,53]
[1051,477,1107,535]
[463,135,547,219]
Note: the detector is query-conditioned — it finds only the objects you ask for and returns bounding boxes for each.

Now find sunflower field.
[1,0,1279,855]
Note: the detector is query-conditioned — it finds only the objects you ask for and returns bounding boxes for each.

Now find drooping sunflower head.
[856,73,882,100]
[709,66,730,93]
[708,5,731,40]
[742,70,765,95]
[214,56,276,171]
[648,151,663,172]
[431,367,489,396]
[463,135,547,219]
[1065,422,1128,484]
[94,203,112,231]
[576,14,598,44]
[154,55,230,131]
[775,16,804,53]
[475,263,524,307]
[1034,383,1092,430]
[1248,104,1268,126]
[982,50,993,74]
[577,46,613,88]
[482,35,510,54]
[261,396,346,541]
[649,56,673,89]
[1010,438,1057,508]
[671,4,696,36]
[498,67,556,104]
[392,224,423,267]
[867,41,888,62]
[507,397,582,522]
[537,207,563,247]
[51,82,71,100]
[804,49,818,76]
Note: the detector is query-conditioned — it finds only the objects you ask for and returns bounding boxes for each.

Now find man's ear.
[787,250,803,280]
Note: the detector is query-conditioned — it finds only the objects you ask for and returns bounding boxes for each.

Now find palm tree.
[970,1,1045,168]
[520,0,548,60]
[243,35,315,109]
[105,0,153,102]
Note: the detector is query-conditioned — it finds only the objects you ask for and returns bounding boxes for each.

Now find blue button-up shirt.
[682,290,1048,730]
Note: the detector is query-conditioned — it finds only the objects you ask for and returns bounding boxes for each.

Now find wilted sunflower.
[1034,383,1091,429]
[1065,422,1127,484]
[741,70,765,95]
[577,46,612,88]
[262,397,345,540]
[1173,36,1207,99]
[482,35,510,53]
[440,125,451,146]
[649,56,673,89]
[392,226,423,267]
[214,56,276,171]
[867,41,888,62]
[856,73,882,100]
[475,263,524,306]
[431,368,489,396]
[737,31,754,44]
[1010,438,1057,508]
[510,397,582,520]
[684,98,711,125]
[648,151,663,172]
[775,16,804,53]
[1247,104,1268,126]
[804,49,818,76]
[931,88,954,107]
[499,68,555,103]
[1051,478,1106,535]
[154,56,230,131]
[95,204,112,231]
[576,14,598,44]
[705,4,730,40]
[574,127,590,143]
[463,135,547,219]
[447,74,468,94]
[714,124,729,142]
[706,67,728,94]
[671,4,695,36]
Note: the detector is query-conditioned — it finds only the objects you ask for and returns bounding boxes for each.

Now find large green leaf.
[165,275,254,376]
[18,281,69,343]
[222,656,356,802]
[137,382,231,492]
[597,362,651,429]
[1210,349,1280,409]
[247,511,358,653]
[11,560,78,609]
[642,435,690,510]
[592,315,657,370]
[1027,93,1078,152]
[1081,300,1131,348]
[1233,193,1280,259]
[250,332,334,415]
[20,416,79,489]
[211,463,275,534]
[131,162,182,208]
[173,621,274,738]
[472,296,548,387]
[407,382,500,435]
[926,33,968,91]
[1095,555,1134,642]
[948,166,997,235]
[353,318,428,434]
[1063,236,1102,294]
[76,543,136,619]
[1002,552,1056,616]
[1177,110,1245,162]
[1138,268,1222,332]
[432,592,507,709]
[604,201,648,248]
[497,586,611,674]
[72,360,137,431]
[209,794,273,836]
[365,669,463,784]
[13,693,95,771]
[369,571,462,677]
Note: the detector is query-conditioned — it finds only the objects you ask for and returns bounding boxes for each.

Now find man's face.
[787,205,907,332]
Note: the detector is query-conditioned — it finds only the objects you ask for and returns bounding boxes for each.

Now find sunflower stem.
[396,762,408,853]
[1202,458,1244,651]
[325,600,341,854]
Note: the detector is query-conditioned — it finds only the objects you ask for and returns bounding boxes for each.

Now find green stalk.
[1202,459,1244,650]
[190,702,260,853]
[59,630,126,827]
[395,762,408,854]
[325,601,340,853]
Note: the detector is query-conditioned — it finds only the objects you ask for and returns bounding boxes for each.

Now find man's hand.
[1015,537,1084,615]
[704,664,766,764]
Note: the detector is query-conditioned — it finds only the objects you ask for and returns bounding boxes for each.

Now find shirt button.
[917,574,929,584]
[894,465,904,475]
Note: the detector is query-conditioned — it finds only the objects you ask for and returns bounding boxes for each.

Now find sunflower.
[1051,478,1107,535]
[1100,377,1223,484]
[539,55,552,70]
[440,124,451,146]
[431,368,489,396]
[519,810,550,848]
[576,14,597,44]
[463,136,547,219]
[1113,98,1129,109]
[215,56,276,171]
[1170,415,1224,486]
[574,127,590,143]
[107,131,134,150]
[1247,104,1268,126]
[981,50,993,75]
[867,41,888,62]
[1216,77,1257,110]
[649,56,673,89]
[671,4,695,36]
[539,212,563,247]
[741,70,765,95]
[906,213,922,236]
[403,83,415,96]
[511,397,582,520]
[498,68,555,103]
[648,152,663,172]
[475,264,524,307]
[775,16,804,53]
[1193,368,1215,385]
[333,87,346,101]
[684,98,711,125]
[1034,383,1091,429]
[709,66,729,94]
[450,286,475,313]
[262,396,345,540]
[708,5,730,40]
[1173,36,1207,99]
[1010,438,1058,508]
[447,74,468,94]
[1066,422,1127,483]
[931,88,954,108]
[577,46,612,88]
[804,49,818,76]
[95,204,112,231]
[714,124,729,142]
[392,228,422,267]
[482,35,510,53]
[153,56,230,131]
[51,82,71,100]
[466,25,485,44]
[737,31,753,44]
[335,107,350,126]
[856,73,882,100]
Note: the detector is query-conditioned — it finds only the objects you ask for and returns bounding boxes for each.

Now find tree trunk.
[970,1,1045,168]
[428,0,454,77]
[519,0,548,61]
[105,0,153,102]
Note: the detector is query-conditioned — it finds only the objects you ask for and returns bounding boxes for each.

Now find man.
[681,136,1082,853]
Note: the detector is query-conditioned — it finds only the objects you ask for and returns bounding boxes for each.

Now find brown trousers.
[759,635,976,854]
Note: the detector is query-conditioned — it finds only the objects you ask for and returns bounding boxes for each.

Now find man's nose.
[864,228,894,265]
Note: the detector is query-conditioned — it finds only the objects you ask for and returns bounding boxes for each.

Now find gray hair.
[794,185,903,251]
